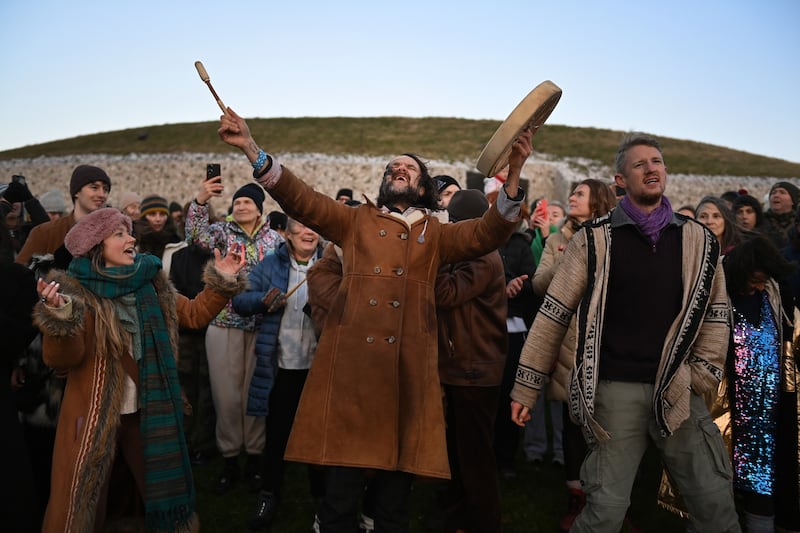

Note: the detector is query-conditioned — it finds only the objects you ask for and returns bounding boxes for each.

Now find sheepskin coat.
[260,166,520,479]
[34,262,245,533]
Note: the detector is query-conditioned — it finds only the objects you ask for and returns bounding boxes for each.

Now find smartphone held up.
[534,198,548,221]
[206,163,221,181]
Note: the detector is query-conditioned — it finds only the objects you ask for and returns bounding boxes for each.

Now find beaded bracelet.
[252,149,268,171]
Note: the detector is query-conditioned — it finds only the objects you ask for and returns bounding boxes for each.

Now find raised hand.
[505,127,533,195]
[214,243,246,275]
[197,174,223,205]
[37,278,65,308]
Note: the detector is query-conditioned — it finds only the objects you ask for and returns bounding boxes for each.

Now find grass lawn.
[193,445,688,532]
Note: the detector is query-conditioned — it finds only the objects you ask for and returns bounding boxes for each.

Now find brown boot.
[558,488,586,532]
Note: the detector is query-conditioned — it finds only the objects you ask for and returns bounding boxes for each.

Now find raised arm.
[503,127,532,198]
[218,107,262,165]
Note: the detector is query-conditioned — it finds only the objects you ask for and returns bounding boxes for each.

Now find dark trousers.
[95,412,146,529]
[562,407,588,482]
[319,466,413,533]
[177,329,216,455]
[262,368,324,500]
[494,331,525,469]
[443,384,502,533]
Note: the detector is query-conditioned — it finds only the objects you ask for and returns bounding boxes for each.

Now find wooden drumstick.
[284,278,307,299]
[194,61,227,113]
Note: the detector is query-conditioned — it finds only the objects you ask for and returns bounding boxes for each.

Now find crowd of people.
[1,121,799,533]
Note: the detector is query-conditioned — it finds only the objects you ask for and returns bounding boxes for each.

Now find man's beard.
[632,190,663,207]
[377,180,422,209]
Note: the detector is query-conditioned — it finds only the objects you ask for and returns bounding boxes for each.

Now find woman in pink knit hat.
[34,207,247,532]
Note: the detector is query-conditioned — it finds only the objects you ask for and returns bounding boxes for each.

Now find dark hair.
[0,216,13,264]
[614,133,663,174]
[565,179,616,228]
[723,235,794,295]
[403,153,437,210]
[378,153,438,210]
[720,190,739,204]
[576,179,616,220]
[731,194,764,228]
[133,215,180,258]
[267,210,288,231]
[696,195,744,252]
[676,205,696,217]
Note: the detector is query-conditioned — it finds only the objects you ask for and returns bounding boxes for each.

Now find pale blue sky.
[1,0,798,163]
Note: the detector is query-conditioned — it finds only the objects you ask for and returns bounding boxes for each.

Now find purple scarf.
[619,195,674,245]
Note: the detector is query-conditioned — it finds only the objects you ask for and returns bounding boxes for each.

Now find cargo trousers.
[572,380,741,533]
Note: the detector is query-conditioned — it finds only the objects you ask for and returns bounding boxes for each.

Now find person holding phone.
[207,163,221,181]
[1,175,49,255]
[527,197,558,266]
[185,167,282,495]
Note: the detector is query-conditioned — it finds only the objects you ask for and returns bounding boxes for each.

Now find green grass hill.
[2,117,798,178]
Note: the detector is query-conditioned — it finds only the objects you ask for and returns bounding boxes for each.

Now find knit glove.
[3,181,33,203]
[262,287,287,313]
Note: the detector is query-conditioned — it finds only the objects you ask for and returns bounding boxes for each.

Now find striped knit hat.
[140,195,169,217]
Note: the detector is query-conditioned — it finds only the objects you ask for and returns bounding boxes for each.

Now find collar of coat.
[363,196,450,225]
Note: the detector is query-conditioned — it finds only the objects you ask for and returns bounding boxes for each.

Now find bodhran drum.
[476,80,562,177]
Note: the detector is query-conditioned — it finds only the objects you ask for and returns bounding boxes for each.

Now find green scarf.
[68,254,196,531]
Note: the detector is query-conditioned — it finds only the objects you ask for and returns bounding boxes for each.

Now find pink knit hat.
[64,207,133,257]
[118,191,142,210]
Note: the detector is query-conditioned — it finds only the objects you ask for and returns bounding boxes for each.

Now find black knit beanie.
[434,175,461,193]
[770,181,800,209]
[69,165,111,199]
[232,183,266,214]
[447,189,489,222]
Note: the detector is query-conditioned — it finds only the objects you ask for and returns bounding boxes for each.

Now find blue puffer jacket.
[232,242,322,416]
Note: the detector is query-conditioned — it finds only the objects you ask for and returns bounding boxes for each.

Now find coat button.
[400,232,408,240]
[387,336,396,344]
[374,266,381,274]
[391,301,400,308]
[379,230,387,236]
[369,299,378,306]
[366,336,375,343]
[395,268,404,276]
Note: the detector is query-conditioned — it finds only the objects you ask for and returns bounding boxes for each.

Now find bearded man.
[218,107,531,533]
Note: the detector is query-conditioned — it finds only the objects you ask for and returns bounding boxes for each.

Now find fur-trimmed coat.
[34,262,245,533]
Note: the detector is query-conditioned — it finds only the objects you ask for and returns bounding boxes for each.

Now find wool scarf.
[619,195,674,245]
[68,254,196,532]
